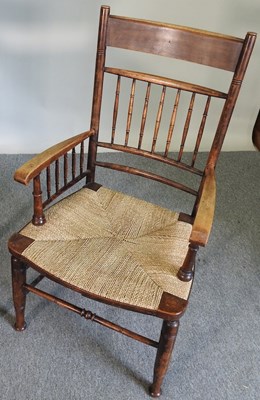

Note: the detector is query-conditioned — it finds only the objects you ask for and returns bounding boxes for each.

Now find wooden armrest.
[14,129,95,185]
[190,167,216,247]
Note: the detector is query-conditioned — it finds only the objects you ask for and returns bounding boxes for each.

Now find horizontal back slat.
[107,16,244,71]
[95,160,198,196]
[97,142,204,176]
[105,68,227,98]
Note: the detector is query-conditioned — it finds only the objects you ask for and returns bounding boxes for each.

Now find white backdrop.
[0,0,259,153]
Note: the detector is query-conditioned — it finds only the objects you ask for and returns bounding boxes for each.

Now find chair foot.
[11,256,27,331]
[150,320,179,396]
[149,385,161,397]
[14,321,27,331]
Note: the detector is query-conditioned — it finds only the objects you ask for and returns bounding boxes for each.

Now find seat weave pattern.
[20,186,192,311]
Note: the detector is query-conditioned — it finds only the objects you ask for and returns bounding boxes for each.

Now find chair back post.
[252,109,260,150]
[87,6,110,183]
[191,32,257,218]
[207,32,257,169]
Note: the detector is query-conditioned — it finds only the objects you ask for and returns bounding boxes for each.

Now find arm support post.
[177,243,198,281]
[32,175,46,226]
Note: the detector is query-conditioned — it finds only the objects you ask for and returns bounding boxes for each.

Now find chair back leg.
[149,320,179,397]
[252,110,260,150]
[11,256,27,331]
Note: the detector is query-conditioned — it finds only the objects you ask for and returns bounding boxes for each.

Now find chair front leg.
[11,256,27,331]
[149,319,179,397]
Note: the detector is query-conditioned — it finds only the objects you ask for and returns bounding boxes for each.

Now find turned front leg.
[149,320,179,397]
[11,256,27,331]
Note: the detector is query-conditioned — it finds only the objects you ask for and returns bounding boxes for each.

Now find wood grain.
[14,130,94,185]
[107,16,244,71]
[190,167,216,246]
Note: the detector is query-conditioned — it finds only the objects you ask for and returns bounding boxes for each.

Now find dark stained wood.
[84,182,102,191]
[11,256,27,331]
[87,6,110,183]
[151,86,166,153]
[46,166,51,199]
[14,130,94,186]
[25,284,159,348]
[9,5,257,398]
[43,171,90,207]
[32,175,46,226]
[164,89,181,157]
[14,132,93,215]
[149,320,179,397]
[95,160,198,196]
[111,75,121,144]
[252,109,260,150]
[8,233,34,257]
[177,243,198,282]
[80,141,84,173]
[178,212,194,224]
[105,67,228,98]
[138,82,151,149]
[13,239,191,325]
[207,32,257,167]
[191,96,211,166]
[125,79,136,146]
[97,142,204,176]
[55,159,59,193]
[158,292,188,319]
[72,147,76,179]
[190,167,216,246]
[177,92,195,162]
[80,286,188,321]
[64,153,68,186]
[25,274,45,293]
[107,16,244,71]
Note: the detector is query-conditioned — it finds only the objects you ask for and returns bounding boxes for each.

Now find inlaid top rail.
[107,16,244,71]
[105,67,227,98]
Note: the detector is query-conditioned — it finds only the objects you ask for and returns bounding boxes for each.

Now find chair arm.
[14,129,95,185]
[190,167,216,247]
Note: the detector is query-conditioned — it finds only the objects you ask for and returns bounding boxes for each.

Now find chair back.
[88,6,256,214]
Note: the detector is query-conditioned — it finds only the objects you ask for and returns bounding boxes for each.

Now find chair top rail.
[105,67,227,98]
[107,15,244,71]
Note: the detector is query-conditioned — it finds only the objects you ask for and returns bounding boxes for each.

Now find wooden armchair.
[8,6,256,397]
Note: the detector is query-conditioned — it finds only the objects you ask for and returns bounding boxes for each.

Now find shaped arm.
[178,167,216,281]
[14,129,95,185]
[13,129,95,226]
[190,167,216,247]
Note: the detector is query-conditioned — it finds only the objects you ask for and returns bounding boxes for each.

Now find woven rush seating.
[18,185,192,313]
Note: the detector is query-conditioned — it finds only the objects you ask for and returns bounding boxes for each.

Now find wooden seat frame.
[8,6,256,397]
